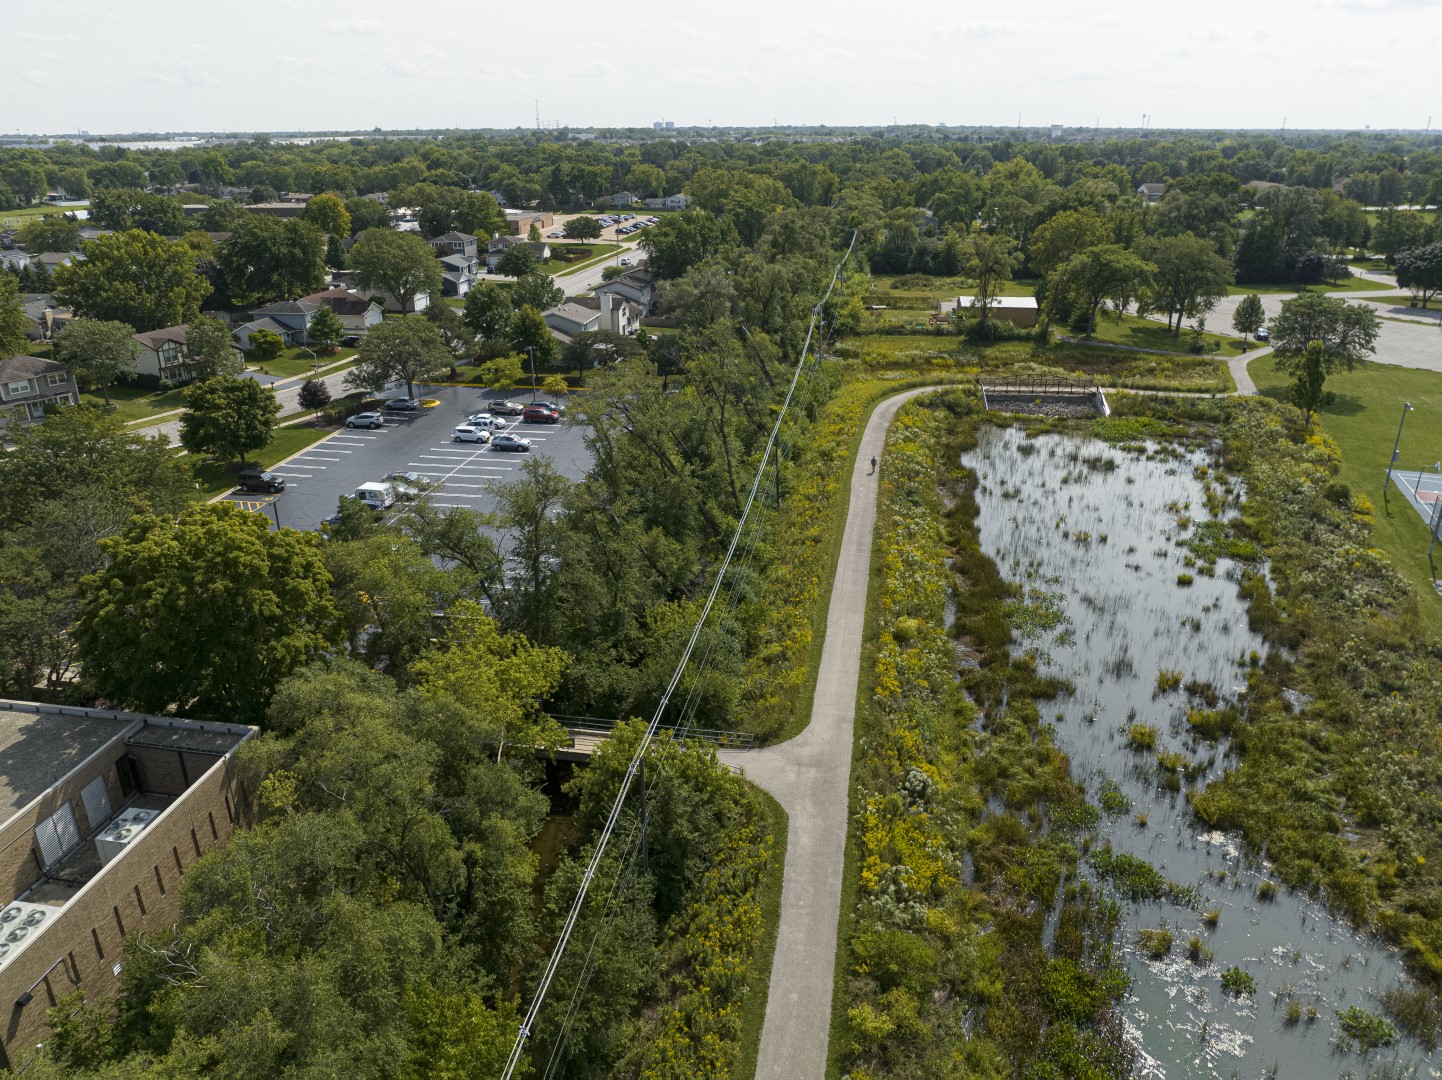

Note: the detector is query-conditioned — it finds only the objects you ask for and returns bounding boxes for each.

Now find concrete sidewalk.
[720,386,939,1080]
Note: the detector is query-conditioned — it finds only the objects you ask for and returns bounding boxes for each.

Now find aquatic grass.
[1336,1005,1399,1052]
[1125,723,1159,751]
[1137,928,1174,959]
[1221,966,1257,997]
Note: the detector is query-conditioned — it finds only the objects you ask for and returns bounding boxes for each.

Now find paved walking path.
[719,386,938,1080]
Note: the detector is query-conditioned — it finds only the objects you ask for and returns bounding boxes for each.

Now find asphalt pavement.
[215,386,593,531]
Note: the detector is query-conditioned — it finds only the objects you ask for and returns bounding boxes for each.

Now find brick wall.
[0,752,251,1071]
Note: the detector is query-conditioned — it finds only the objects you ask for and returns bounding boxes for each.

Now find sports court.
[1390,466,1442,538]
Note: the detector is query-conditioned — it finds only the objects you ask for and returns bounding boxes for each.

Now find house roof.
[545,302,601,327]
[1242,180,1281,191]
[0,354,68,380]
[234,317,291,336]
[960,295,1038,309]
[598,268,654,290]
[251,299,320,317]
[439,254,475,270]
[1138,182,1166,194]
[302,288,380,317]
[133,325,189,350]
[489,234,527,249]
[0,703,132,822]
[431,231,477,244]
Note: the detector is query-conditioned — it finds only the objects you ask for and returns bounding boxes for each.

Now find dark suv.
[237,468,286,494]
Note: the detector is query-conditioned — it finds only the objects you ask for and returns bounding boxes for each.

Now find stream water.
[963,424,1440,1079]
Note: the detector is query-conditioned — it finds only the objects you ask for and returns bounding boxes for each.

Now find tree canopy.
[52,229,212,332]
[1268,291,1381,373]
[346,316,453,398]
[220,215,328,306]
[178,374,282,464]
[53,318,139,405]
[349,228,443,313]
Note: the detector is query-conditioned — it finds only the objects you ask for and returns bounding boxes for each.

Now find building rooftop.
[0,355,68,381]
[0,705,132,826]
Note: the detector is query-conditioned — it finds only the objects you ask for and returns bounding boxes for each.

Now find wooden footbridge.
[552,715,756,762]
[978,374,1110,416]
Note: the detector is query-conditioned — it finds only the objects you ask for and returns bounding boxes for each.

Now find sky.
[6,0,1442,135]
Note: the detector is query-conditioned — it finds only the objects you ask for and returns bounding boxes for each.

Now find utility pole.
[535,100,540,130]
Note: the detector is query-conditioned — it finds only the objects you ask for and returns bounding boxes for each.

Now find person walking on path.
[869,455,877,475]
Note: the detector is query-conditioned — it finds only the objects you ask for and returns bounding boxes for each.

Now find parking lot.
[216,386,593,531]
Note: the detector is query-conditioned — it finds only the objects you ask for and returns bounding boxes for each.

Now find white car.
[465,412,509,429]
[453,424,491,443]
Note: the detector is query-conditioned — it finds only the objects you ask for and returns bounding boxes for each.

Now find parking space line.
[296,455,343,462]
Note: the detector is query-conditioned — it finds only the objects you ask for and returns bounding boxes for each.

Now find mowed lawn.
[1250,355,1442,634]
[189,424,335,498]
[79,383,189,424]
[1227,276,1398,295]
[1067,312,1252,356]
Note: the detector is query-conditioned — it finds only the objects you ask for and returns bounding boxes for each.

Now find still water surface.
[963,424,1439,1079]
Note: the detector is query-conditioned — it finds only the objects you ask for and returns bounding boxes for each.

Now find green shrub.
[1136,928,1173,959]
[1220,966,1256,997]
[1125,723,1158,750]
[1336,1005,1398,1051]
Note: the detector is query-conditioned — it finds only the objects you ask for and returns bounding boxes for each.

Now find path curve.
[719,386,941,1080]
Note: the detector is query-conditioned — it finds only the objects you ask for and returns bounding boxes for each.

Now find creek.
[963,423,1440,1079]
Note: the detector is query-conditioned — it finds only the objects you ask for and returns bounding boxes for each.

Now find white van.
[354,482,396,510]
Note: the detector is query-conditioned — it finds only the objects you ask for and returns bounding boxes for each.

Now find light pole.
[1384,401,1414,497]
[526,346,536,400]
[299,346,318,375]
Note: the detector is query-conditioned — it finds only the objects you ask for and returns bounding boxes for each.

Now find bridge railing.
[550,714,756,751]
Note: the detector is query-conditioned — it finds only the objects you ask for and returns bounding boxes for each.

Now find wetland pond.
[963,424,1440,1079]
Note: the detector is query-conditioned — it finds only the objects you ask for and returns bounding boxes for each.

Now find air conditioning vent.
[0,902,55,970]
[95,807,157,866]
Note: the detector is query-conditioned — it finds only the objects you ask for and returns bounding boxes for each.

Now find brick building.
[0,700,254,1072]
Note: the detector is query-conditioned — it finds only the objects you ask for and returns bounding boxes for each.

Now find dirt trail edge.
[719,386,942,1080]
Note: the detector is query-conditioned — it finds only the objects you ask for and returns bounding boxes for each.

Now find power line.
[501,230,858,1079]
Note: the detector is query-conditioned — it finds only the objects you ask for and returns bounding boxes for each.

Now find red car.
[522,405,561,424]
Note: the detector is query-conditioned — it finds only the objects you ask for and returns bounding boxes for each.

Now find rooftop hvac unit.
[0,901,55,971]
[95,807,157,866]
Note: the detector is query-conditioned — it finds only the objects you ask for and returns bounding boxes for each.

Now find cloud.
[14,30,76,43]
[336,17,384,36]
[942,22,1028,39]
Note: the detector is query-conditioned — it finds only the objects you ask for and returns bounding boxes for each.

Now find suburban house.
[31,252,78,276]
[594,268,656,314]
[247,299,319,342]
[1137,183,1167,202]
[504,209,554,235]
[0,250,28,272]
[232,316,296,351]
[604,192,639,207]
[302,288,384,337]
[427,231,479,258]
[1242,179,1282,194]
[485,189,507,207]
[132,325,244,385]
[0,699,254,1074]
[544,293,641,337]
[76,228,113,243]
[485,235,551,270]
[643,194,690,211]
[0,355,78,429]
[438,253,480,297]
[20,294,72,341]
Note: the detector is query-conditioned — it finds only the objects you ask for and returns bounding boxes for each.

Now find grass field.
[247,347,356,380]
[1364,209,1438,227]
[863,273,1040,329]
[190,424,334,497]
[0,204,89,225]
[1227,276,1398,295]
[79,382,189,424]
[1250,355,1442,634]
[551,243,627,277]
[1066,312,1252,355]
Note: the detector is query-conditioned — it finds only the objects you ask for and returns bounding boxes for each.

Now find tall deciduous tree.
[53,318,139,406]
[563,215,603,240]
[0,274,30,357]
[1138,233,1235,334]
[74,503,340,723]
[639,208,728,279]
[349,228,442,313]
[1290,339,1329,424]
[186,314,244,379]
[1395,243,1442,308]
[52,229,212,332]
[304,193,351,238]
[462,283,513,340]
[507,304,558,371]
[16,214,80,254]
[1027,209,1110,277]
[1269,292,1380,374]
[345,317,452,398]
[964,233,1023,331]
[220,216,328,305]
[1231,293,1265,345]
[1048,244,1156,335]
[179,374,281,465]
[510,271,563,312]
[495,244,538,279]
